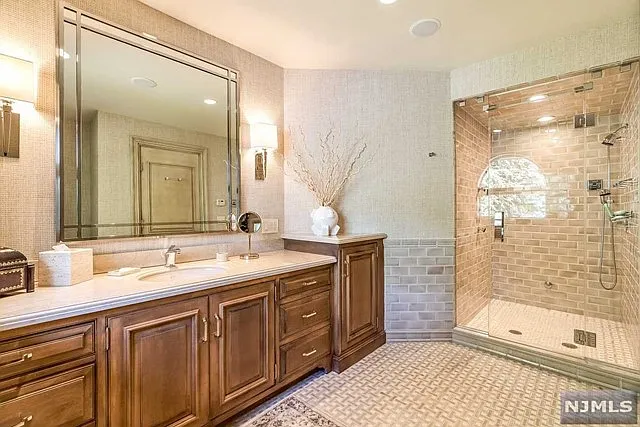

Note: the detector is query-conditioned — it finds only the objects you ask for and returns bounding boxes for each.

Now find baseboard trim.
[386,330,453,342]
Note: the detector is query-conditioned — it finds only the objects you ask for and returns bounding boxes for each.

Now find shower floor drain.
[508,329,522,335]
[562,342,578,349]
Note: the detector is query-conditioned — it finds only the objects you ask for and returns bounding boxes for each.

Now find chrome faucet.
[164,245,181,268]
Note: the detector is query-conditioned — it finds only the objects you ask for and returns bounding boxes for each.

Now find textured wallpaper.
[0,0,285,259]
[450,15,640,100]
[284,70,454,239]
[0,0,57,261]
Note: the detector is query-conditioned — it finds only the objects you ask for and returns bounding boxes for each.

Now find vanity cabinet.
[283,237,386,372]
[0,263,336,427]
[340,243,380,352]
[106,298,210,427]
[208,281,275,418]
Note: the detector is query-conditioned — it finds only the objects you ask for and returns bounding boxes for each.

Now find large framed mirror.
[57,5,240,241]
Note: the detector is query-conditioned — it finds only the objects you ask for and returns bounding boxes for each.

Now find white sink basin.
[138,265,225,283]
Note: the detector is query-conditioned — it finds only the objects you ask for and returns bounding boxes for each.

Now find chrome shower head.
[602,123,629,146]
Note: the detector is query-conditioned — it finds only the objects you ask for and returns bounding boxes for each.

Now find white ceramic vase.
[311,206,340,236]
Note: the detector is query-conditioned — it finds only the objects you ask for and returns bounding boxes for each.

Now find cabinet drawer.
[279,328,330,379]
[0,364,95,427]
[279,268,331,298]
[280,291,330,341]
[0,323,94,380]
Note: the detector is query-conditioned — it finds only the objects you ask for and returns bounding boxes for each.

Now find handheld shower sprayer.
[597,123,629,290]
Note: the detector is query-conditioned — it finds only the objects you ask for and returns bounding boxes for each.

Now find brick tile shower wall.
[619,64,640,363]
[384,238,455,341]
[454,107,492,327]
[490,117,625,321]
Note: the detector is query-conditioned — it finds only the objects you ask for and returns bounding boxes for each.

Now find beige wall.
[283,70,453,239]
[0,0,284,260]
[454,107,492,327]
[450,15,640,100]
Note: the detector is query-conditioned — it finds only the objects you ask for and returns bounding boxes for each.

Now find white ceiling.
[140,0,638,70]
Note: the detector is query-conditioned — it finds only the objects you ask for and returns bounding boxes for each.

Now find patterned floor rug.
[244,397,341,427]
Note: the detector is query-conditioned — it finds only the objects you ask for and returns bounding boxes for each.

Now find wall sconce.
[0,53,35,158]
[249,122,278,180]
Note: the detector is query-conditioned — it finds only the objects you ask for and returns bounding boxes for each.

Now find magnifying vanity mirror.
[57,6,240,241]
[237,212,262,260]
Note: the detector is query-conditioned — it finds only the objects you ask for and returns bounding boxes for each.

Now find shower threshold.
[453,327,640,392]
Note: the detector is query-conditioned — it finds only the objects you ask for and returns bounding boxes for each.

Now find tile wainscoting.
[384,238,455,341]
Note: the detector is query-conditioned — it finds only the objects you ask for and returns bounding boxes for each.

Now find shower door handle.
[494,212,504,242]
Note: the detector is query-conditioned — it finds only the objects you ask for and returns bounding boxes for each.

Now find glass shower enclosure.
[455,61,639,373]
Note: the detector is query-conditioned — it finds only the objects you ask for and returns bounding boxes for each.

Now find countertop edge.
[281,233,388,245]
[0,256,336,332]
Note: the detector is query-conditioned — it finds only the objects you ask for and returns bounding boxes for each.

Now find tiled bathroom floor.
[465,299,639,371]
[235,342,637,427]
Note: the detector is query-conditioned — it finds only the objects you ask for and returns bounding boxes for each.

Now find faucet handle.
[166,245,181,254]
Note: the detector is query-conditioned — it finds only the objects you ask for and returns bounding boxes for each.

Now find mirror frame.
[55,3,241,241]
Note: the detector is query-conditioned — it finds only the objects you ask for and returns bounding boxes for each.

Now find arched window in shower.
[478,156,547,218]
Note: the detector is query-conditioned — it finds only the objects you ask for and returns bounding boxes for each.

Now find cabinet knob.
[12,415,33,427]
[302,280,317,287]
[301,311,317,319]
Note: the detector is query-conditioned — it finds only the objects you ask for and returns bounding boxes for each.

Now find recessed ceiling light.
[492,129,502,133]
[58,49,70,60]
[130,77,157,88]
[537,115,555,123]
[529,94,548,103]
[204,99,217,105]
[142,32,158,40]
[410,18,441,38]
[379,0,397,4]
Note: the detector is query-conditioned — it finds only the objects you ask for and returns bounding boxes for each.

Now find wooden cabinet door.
[107,298,209,427]
[209,281,275,416]
[340,243,379,349]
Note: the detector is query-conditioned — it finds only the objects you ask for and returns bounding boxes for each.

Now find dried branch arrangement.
[286,125,373,206]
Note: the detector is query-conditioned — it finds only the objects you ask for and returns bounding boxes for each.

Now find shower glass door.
[485,71,592,360]
[582,62,639,372]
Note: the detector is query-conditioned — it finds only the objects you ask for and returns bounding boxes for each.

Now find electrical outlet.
[261,218,278,234]
[216,199,226,207]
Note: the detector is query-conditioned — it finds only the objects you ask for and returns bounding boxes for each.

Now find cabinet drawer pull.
[1,353,34,367]
[302,349,317,357]
[213,314,222,338]
[201,316,209,343]
[12,415,33,427]
[301,311,317,319]
[302,280,317,287]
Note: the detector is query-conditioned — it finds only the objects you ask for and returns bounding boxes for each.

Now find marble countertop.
[280,233,387,245]
[0,250,336,332]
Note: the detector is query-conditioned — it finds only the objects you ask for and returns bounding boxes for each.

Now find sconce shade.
[250,123,278,150]
[0,54,35,104]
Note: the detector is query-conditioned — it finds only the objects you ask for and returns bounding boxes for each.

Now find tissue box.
[38,248,94,287]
